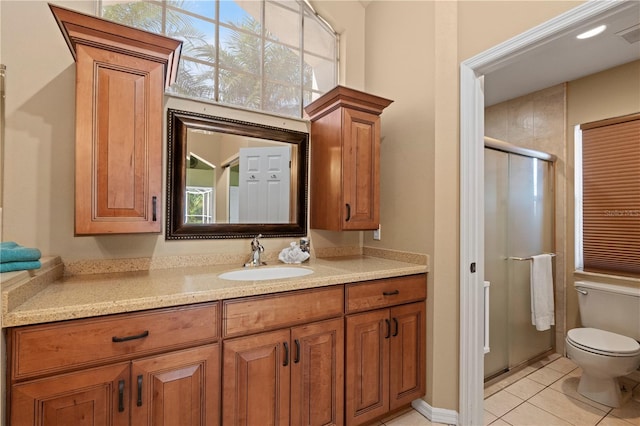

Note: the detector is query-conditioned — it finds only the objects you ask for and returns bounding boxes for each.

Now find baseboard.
[411,398,459,426]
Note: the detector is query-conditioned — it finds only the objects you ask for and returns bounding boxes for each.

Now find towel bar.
[508,253,556,261]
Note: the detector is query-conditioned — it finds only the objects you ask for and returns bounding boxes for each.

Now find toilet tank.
[575,281,640,341]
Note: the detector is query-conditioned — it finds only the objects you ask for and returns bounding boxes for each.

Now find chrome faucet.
[244,234,266,267]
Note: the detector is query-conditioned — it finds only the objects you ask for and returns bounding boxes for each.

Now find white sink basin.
[218,266,314,281]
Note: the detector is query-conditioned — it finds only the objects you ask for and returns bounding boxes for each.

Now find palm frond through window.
[100,0,338,118]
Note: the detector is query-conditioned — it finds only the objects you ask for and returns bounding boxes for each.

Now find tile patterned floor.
[377,354,640,426]
[483,355,640,426]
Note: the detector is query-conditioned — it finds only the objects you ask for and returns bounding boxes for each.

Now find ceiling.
[484,1,640,106]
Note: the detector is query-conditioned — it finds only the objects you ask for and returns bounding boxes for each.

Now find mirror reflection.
[186,130,295,224]
[166,109,308,240]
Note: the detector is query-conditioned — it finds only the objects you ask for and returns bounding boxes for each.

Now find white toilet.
[566,281,640,407]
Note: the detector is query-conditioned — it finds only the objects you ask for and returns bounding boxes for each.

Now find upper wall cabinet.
[50,5,182,235]
[304,86,393,231]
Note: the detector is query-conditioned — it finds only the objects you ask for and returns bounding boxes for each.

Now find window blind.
[580,113,640,276]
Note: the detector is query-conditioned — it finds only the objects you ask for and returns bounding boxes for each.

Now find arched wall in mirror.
[166,109,308,239]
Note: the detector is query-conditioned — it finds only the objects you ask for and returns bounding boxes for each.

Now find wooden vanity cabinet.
[130,345,219,426]
[344,275,427,426]
[222,287,345,426]
[304,86,393,231]
[7,273,426,426]
[49,5,182,235]
[11,362,131,426]
[8,302,220,426]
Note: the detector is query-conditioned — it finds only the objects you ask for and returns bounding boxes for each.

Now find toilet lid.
[567,328,640,355]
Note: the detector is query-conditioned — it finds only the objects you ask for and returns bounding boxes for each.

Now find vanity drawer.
[10,302,219,381]
[346,274,426,313]
[223,286,344,338]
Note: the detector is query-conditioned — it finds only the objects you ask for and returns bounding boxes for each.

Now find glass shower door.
[507,154,554,367]
[484,149,509,378]
[484,148,554,380]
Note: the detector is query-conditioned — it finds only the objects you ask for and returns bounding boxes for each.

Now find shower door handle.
[484,281,490,354]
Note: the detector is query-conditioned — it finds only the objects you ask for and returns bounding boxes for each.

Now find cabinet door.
[342,108,380,230]
[291,318,344,426]
[345,310,389,426]
[389,302,426,410]
[131,344,220,426]
[223,329,290,426]
[75,44,163,234]
[11,362,129,426]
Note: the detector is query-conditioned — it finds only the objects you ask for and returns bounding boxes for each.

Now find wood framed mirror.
[166,109,308,239]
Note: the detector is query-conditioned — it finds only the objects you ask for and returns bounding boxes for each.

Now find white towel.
[530,254,555,331]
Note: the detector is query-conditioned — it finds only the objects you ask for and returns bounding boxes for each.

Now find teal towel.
[0,241,41,264]
[0,260,41,273]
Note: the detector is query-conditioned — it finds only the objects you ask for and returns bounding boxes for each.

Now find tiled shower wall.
[485,83,568,355]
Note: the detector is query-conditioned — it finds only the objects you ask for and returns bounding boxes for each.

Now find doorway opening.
[458,2,636,425]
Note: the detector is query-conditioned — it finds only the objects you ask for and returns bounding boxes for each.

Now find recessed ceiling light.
[576,25,607,39]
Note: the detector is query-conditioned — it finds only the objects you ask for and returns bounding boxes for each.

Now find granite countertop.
[1,251,428,328]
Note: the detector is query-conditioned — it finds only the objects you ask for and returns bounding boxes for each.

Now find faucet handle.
[251,234,264,251]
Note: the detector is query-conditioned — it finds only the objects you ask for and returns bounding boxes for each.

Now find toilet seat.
[567,328,640,357]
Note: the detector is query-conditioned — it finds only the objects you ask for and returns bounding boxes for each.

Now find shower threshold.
[484,348,556,386]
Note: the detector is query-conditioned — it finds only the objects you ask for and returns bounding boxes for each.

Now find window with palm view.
[100,0,338,118]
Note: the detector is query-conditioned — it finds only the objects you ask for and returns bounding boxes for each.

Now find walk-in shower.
[484,137,557,381]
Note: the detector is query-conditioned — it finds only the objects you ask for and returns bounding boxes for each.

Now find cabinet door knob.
[283,341,289,366]
[392,317,399,337]
[152,196,157,221]
[345,203,351,221]
[384,319,391,339]
[118,379,125,412]
[137,374,143,407]
[294,339,300,364]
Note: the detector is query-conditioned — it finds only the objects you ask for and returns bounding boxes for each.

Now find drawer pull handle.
[383,290,399,296]
[118,379,125,412]
[112,330,149,343]
[385,319,391,339]
[294,339,300,364]
[283,341,289,367]
[137,375,143,407]
[392,317,399,337]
